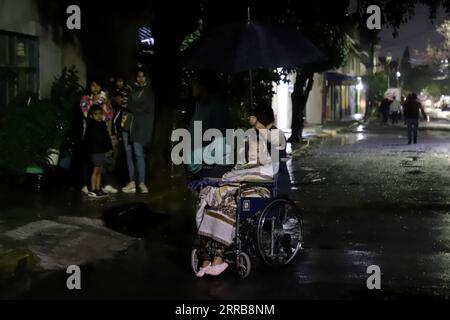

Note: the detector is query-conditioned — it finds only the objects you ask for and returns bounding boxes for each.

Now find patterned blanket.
[196,166,273,246]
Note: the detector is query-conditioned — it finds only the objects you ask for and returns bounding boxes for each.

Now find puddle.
[102,202,155,238]
[407,170,423,175]
[298,172,326,185]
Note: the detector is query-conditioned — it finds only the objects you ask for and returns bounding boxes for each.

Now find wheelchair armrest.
[236,180,276,189]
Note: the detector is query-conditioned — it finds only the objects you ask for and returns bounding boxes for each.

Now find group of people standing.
[80,68,155,198]
[379,93,427,144]
[379,95,404,125]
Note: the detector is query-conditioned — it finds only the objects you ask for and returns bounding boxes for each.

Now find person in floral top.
[80,80,114,124]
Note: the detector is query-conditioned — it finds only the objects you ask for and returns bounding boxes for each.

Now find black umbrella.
[182,19,326,107]
[183,20,325,72]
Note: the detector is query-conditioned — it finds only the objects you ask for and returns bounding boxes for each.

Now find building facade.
[315,34,368,123]
[0,0,85,111]
[272,32,368,130]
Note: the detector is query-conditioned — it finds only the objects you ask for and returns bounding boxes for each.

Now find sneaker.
[122,182,137,194]
[196,263,212,278]
[81,186,89,196]
[95,191,109,198]
[102,185,118,194]
[205,263,229,276]
[87,191,98,198]
[138,183,149,194]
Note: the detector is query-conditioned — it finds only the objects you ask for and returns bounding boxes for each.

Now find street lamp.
[356,76,364,91]
[386,52,392,88]
[396,71,401,88]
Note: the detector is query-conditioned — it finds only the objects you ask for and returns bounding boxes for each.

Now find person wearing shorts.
[85,105,113,198]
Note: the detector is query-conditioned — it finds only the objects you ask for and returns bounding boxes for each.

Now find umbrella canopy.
[182,20,326,72]
[385,88,401,100]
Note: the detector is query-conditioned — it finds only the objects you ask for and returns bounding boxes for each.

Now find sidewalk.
[305,120,359,137]
[420,119,450,131]
[365,118,450,131]
[294,120,359,147]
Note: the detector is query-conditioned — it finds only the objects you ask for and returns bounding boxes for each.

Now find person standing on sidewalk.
[121,68,155,194]
[403,93,427,144]
[389,96,402,125]
[85,105,113,198]
[379,97,391,125]
[80,79,118,195]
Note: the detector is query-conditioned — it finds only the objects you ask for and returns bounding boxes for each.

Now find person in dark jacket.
[403,93,427,144]
[111,75,132,137]
[121,68,155,194]
[189,72,233,140]
[379,97,391,125]
[85,105,113,198]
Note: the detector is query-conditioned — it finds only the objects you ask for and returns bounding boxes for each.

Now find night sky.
[379,4,447,64]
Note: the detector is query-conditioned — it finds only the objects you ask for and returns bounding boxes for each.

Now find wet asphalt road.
[12,123,450,299]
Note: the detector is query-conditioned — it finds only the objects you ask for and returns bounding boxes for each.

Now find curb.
[365,117,450,132]
[292,121,360,153]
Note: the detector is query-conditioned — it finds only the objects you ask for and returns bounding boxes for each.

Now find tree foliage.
[0,67,83,173]
[32,0,450,160]
[363,72,388,106]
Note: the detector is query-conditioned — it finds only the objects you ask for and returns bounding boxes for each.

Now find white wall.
[272,72,324,129]
[272,72,294,131]
[0,0,85,98]
[305,73,323,125]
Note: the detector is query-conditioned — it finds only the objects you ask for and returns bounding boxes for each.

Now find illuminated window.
[138,27,155,55]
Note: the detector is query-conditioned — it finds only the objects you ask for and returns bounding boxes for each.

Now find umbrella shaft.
[249,70,254,109]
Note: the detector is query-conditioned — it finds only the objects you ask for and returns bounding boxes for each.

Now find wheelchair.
[190,176,304,279]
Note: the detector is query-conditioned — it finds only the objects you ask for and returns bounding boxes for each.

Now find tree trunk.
[289,71,314,143]
[148,2,198,184]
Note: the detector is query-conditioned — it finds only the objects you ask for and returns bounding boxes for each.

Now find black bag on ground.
[102,202,152,238]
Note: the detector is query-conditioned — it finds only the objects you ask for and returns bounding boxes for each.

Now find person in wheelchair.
[195,104,291,278]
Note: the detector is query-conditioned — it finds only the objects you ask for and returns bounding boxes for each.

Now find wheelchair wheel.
[237,252,251,279]
[191,248,200,274]
[256,198,304,267]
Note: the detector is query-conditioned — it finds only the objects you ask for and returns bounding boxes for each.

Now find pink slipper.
[206,263,229,276]
[196,263,212,278]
